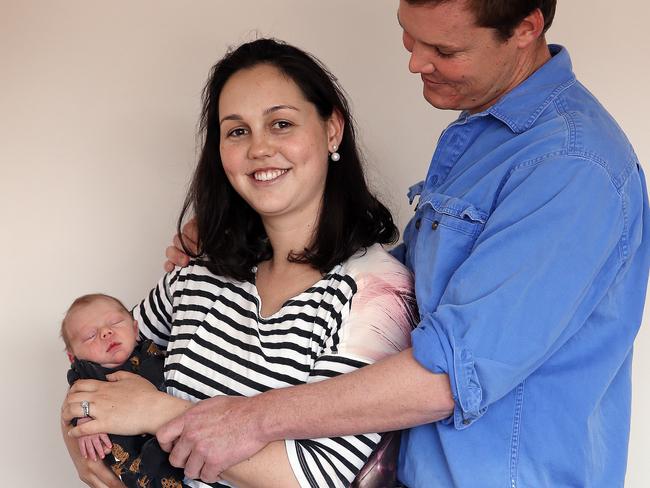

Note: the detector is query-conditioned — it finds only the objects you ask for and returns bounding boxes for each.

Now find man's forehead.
[397,0,481,42]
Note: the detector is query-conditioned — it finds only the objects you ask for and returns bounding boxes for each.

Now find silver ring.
[81,400,90,418]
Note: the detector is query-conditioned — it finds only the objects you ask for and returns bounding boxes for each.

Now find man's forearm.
[254,348,454,443]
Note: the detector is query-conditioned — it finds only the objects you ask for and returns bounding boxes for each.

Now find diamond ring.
[81,400,90,418]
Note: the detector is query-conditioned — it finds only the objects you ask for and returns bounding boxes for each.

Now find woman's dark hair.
[406,0,556,41]
[179,38,398,282]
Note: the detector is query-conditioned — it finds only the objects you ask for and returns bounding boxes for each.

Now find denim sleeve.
[411,157,627,429]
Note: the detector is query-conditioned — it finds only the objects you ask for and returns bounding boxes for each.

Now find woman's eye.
[227,127,248,138]
[273,120,293,130]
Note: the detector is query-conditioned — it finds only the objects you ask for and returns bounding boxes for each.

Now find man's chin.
[423,90,461,111]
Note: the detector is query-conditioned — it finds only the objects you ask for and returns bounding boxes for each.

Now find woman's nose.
[247,133,274,159]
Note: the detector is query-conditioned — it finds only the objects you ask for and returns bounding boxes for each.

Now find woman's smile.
[251,168,290,182]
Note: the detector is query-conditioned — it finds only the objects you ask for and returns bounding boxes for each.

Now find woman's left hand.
[62,371,164,437]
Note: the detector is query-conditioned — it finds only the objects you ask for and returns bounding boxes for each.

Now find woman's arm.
[63,371,192,437]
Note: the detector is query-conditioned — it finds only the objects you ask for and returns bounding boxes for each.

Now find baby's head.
[61,294,138,368]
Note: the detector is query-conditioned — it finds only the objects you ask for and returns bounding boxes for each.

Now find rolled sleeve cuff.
[411,315,487,429]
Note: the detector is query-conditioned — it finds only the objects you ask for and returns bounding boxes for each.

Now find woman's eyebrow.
[220,114,243,124]
[220,105,299,125]
[263,104,299,116]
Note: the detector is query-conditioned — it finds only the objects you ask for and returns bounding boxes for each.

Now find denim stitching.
[509,382,525,488]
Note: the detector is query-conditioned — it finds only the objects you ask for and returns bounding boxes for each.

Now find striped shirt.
[135,244,417,488]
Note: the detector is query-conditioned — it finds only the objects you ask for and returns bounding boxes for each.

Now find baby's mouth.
[106,342,120,353]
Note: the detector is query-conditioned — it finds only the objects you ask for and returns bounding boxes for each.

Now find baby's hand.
[76,417,112,461]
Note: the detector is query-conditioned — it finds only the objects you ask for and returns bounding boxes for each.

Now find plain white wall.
[1,1,648,486]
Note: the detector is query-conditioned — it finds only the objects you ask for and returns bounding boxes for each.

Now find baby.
[62,293,187,488]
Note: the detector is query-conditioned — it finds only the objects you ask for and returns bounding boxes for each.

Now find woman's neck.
[255,213,324,316]
[261,210,318,271]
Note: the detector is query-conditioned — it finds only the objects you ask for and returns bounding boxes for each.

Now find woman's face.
[218,64,342,228]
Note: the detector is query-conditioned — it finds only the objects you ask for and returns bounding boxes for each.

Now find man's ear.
[512,8,546,49]
[66,351,75,363]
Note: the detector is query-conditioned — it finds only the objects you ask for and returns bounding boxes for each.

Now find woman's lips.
[250,168,289,182]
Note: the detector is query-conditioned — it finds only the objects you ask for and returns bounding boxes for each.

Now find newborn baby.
[61,293,187,488]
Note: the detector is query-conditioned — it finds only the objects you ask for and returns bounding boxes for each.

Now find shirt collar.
[482,45,577,133]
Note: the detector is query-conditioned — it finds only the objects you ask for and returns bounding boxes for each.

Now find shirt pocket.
[411,191,487,315]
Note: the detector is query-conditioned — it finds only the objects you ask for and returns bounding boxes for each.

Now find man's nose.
[408,43,435,74]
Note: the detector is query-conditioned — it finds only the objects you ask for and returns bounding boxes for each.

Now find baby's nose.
[101,328,113,339]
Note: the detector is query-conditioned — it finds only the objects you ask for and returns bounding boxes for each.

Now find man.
[160,1,650,486]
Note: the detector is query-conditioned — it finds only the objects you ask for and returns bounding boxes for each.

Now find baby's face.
[66,298,138,368]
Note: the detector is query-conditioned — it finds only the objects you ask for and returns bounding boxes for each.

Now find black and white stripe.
[135,244,415,488]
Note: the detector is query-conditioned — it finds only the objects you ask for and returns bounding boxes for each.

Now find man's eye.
[436,48,454,58]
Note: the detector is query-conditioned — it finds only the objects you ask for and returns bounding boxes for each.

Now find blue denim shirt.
[395,46,650,488]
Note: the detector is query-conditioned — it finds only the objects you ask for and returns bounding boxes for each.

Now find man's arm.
[158,348,454,479]
[259,348,453,439]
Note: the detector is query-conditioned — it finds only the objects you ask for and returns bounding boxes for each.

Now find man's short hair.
[60,293,130,350]
[406,0,557,40]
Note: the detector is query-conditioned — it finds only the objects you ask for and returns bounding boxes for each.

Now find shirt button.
[431,220,439,230]
[415,219,421,230]
[462,419,471,425]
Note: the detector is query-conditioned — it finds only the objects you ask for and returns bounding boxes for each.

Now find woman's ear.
[326,109,345,151]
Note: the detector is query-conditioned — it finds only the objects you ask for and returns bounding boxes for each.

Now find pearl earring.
[330,145,340,162]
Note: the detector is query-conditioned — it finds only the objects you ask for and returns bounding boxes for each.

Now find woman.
[62,38,416,488]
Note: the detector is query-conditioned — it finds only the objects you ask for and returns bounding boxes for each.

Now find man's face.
[398,0,523,113]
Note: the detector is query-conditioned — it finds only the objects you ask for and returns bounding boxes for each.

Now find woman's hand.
[63,371,189,437]
[61,410,125,488]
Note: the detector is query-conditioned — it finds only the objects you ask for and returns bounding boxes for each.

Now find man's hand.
[157,395,268,483]
[164,219,198,272]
